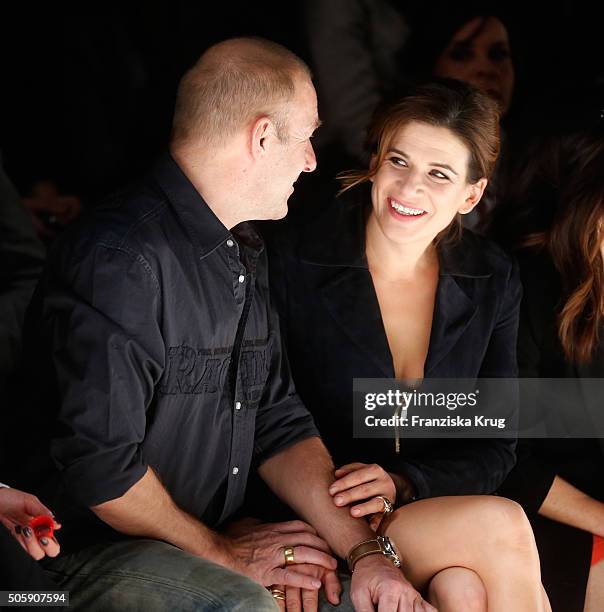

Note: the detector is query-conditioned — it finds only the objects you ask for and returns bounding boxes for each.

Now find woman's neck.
[365,214,439,282]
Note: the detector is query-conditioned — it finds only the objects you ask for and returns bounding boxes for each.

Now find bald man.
[12,38,416,611]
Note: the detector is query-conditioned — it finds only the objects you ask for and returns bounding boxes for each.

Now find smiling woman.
[269,81,552,610]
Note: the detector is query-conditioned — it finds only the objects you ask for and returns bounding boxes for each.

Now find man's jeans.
[42,539,277,611]
[42,539,355,611]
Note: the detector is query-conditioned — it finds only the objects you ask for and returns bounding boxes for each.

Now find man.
[11,38,423,611]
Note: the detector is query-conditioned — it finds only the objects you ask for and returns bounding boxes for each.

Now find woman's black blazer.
[267,195,522,499]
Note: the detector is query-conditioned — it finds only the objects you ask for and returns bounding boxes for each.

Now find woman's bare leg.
[427,567,487,611]
[380,495,550,611]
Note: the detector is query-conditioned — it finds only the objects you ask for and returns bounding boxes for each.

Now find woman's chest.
[373,278,437,379]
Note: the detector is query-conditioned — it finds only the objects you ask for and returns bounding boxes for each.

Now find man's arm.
[259,437,431,611]
[259,437,374,559]
[92,466,336,591]
[91,467,223,558]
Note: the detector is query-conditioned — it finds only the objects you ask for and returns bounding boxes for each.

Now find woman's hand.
[0,488,61,560]
[329,463,397,521]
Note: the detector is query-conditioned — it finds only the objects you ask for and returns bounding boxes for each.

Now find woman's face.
[433,16,514,114]
[369,121,486,247]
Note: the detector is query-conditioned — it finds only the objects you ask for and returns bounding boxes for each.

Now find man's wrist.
[353,551,398,572]
[207,531,240,572]
[347,535,401,572]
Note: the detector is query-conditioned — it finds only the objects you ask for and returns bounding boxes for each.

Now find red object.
[28,515,55,539]
[591,535,604,567]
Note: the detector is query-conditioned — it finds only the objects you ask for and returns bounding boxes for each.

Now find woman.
[496,89,604,612]
[399,8,517,235]
[268,80,550,610]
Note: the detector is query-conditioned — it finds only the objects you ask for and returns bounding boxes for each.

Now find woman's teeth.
[390,200,425,216]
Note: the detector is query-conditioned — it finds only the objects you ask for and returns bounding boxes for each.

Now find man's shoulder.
[54,177,177,264]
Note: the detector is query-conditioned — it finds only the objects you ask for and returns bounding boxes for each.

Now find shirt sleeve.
[396,259,522,499]
[252,255,320,465]
[41,240,165,507]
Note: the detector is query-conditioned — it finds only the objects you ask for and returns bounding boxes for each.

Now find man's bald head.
[171,37,312,148]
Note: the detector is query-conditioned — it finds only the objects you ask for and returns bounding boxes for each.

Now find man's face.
[260,77,319,220]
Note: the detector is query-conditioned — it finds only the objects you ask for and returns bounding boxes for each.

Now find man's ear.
[460,177,488,214]
[250,116,272,158]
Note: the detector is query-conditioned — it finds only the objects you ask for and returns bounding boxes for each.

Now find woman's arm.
[539,475,604,537]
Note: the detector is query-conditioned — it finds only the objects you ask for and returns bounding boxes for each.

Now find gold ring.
[376,495,394,515]
[270,587,286,601]
[283,546,295,565]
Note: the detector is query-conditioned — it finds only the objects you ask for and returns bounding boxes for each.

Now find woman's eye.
[449,45,473,62]
[388,156,407,167]
[430,170,449,180]
[489,46,511,62]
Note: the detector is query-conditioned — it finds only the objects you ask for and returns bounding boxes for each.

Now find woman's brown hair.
[338,79,501,240]
[519,132,604,363]
[498,85,604,364]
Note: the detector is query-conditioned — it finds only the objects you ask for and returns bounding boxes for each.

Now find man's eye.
[388,156,407,167]
[430,170,449,180]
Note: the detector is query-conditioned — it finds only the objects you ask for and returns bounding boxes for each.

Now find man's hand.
[272,562,342,612]
[330,463,397,519]
[221,519,338,590]
[0,488,61,560]
[351,555,437,612]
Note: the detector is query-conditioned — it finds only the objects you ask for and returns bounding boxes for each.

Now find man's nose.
[303,141,317,173]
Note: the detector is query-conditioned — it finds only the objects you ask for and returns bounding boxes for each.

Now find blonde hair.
[171,37,311,147]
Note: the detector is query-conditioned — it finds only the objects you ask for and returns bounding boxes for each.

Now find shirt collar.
[152,153,233,259]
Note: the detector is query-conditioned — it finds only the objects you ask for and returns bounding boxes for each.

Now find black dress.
[499,250,604,612]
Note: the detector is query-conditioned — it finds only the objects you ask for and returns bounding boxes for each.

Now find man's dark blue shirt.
[7,155,319,552]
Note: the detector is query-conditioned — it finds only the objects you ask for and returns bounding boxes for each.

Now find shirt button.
[238,274,245,283]
[235,401,242,410]
[226,239,234,248]
[232,467,239,475]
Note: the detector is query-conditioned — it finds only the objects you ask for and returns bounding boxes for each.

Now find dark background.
[2,1,601,206]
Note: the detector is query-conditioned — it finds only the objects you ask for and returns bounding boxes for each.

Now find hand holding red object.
[29,515,56,539]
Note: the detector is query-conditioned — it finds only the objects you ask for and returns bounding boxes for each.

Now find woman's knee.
[472,496,537,557]
[427,567,487,612]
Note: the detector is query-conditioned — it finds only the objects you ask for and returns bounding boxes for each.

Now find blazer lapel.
[318,266,395,378]
[425,275,478,375]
